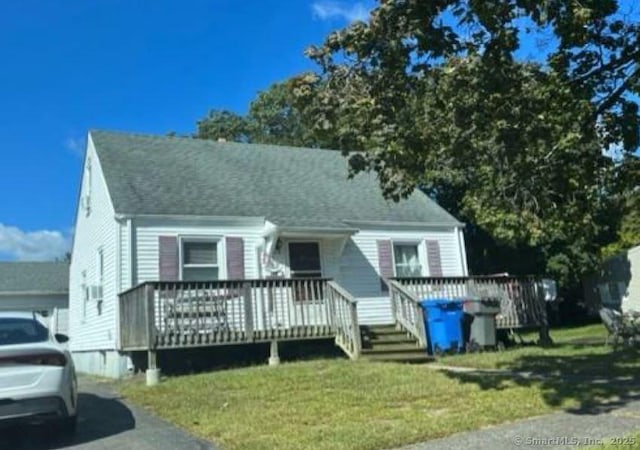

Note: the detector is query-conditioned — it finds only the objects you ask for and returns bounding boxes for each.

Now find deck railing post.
[145,283,160,386]
[350,301,361,359]
[118,293,126,350]
[415,302,427,349]
[145,283,156,349]
[243,282,254,343]
[268,340,280,366]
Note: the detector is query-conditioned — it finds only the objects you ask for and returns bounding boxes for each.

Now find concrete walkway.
[402,364,640,449]
[402,402,640,449]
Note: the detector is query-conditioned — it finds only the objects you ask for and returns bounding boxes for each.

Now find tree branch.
[571,49,640,85]
[594,66,640,117]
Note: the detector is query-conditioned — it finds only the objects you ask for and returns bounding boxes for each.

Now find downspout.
[114,219,122,350]
[128,218,135,287]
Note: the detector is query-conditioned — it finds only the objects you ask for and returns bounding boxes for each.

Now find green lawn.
[119,359,577,450]
[118,324,640,449]
[439,323,640,378]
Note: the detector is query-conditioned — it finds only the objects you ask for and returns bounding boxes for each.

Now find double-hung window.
[181,240,219,281]
[393,243,422,277]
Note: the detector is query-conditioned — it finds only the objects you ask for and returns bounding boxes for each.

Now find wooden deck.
[118,278,361,360]
[389,276,551,348]
[119,275,550,376]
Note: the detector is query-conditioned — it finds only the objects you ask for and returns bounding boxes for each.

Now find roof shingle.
[90,130,461,228]
[0,262,69,294]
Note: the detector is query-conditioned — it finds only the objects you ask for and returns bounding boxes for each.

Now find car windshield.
[0,317,49,346]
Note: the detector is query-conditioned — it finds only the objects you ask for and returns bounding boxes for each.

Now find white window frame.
[391,240,424,277]
[93,248,104,312]
[286,240,323,278]
[179,236,223,281]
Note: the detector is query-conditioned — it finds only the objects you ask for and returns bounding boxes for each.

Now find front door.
[287,242,327,327]
[288,242,322,279]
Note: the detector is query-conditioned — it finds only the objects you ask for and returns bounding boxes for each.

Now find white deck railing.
[119,278,362,359]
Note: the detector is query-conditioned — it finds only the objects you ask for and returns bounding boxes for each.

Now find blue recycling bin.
[420,299,465,354]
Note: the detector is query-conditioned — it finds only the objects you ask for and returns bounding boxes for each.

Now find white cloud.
[64,136,85,157]
[0,224,70,261]
[312,1,370,23]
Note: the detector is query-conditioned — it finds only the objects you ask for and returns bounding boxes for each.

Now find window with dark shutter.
[226,237,245,279]
[377,240,394,292]
[425,240,443,277]
[159,236,179,281]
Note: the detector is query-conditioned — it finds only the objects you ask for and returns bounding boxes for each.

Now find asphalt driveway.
[1,376,215,450]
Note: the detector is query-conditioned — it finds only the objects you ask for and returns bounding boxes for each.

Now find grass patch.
[440,323,640,378]
[118,324,640,449]
[119,359,573,450]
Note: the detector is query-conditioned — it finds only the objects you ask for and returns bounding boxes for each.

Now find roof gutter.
[114,213,266,225]
[342,219,465,228]
[277,227,359,237]
[0,291,69,297]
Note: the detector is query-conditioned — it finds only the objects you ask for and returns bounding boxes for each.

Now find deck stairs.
[360,325,433,363]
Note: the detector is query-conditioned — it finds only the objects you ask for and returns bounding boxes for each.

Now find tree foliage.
[289,0,640,284]
[197,110,252,142]
[197,81,321,147]
[194,0,640,286]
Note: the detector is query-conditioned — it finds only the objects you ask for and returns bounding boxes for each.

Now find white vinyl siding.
[119,220,131,291]
[338,228,464,325]
[134,221,264,283]
[69,136,119,352]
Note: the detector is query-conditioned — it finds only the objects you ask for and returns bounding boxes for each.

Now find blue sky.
[0,0,372,260]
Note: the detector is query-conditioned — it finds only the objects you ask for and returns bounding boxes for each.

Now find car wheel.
[59,415,77,436]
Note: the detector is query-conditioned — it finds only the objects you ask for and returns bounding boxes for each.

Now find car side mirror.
[55,333,69,344]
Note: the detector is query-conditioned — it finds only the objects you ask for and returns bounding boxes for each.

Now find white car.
[0,311,77,434]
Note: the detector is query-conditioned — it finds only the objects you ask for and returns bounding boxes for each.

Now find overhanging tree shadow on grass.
[442,343,640,415]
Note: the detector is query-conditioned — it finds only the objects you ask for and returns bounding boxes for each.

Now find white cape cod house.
[70,130,472,377]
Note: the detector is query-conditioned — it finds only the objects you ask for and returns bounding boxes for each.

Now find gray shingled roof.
[91,130,461,228]
[0,262,69,294]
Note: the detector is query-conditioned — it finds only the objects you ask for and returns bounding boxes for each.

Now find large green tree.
[197,110,252,142]
[197,81,322,147]
[291,0,640,284]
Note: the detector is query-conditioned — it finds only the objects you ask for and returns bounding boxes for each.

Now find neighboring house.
[69,130,469,378]
[0,262,70,334]
[584,244,640,313]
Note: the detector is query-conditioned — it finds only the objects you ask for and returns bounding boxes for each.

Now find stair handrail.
[388,279,428,349]
[327,281,361,359]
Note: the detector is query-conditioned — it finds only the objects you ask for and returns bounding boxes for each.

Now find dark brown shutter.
[226,237,245,280]
[425,240,443,277]
[377,240,394,292]
[159,236,179,281]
